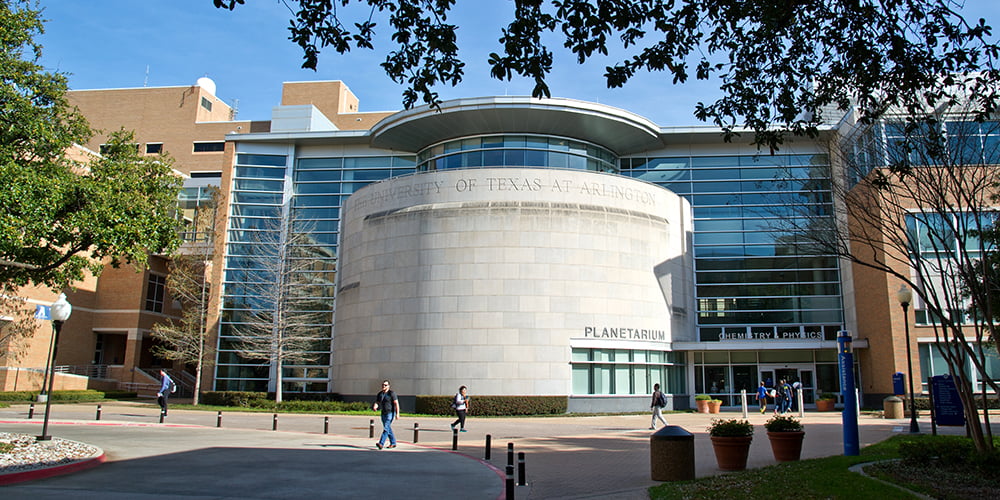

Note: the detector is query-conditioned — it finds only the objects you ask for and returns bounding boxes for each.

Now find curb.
[0,442,106,486]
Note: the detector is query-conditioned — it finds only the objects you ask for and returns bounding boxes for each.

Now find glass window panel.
[692,181,742,193]
[572,364,590,394]
[571,348,590,362]
[297,158,343,169]
[235,179,283,192]
[703,351,729,363]
[730,351,757,363]
[344,157,391,169]
[614,365,631,394]
[236,166,285,179]
[237,154,287,167]
[233,192,282,205]
[633,365,649,394]
[295,182,342,194]
[594,365,612,394]
[295,170,341,182]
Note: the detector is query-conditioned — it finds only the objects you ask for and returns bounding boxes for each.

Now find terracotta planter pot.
[710,435,753,471]
[815,399,836,412]
[708,400,722,413]
[767,431,805,462]
[696,400,710,413]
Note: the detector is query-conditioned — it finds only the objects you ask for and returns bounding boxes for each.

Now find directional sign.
[34,305,51,320]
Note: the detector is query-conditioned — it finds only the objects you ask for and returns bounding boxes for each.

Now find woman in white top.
[450,385,469,432]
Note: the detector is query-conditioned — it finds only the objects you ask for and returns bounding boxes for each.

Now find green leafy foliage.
[1,1,182,290]
[0,390,105,401]
[764,415,803,432]
[694,394,712,401]
[414,395,567,416]
[213,1,999,151]
[707,418,753,437]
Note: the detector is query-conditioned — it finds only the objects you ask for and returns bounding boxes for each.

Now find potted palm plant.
[695,394,711,413]
[764,415,804,462]
[816,393,837,412]
[707,418,753,471]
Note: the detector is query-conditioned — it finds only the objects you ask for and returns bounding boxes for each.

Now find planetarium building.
[222,91,851,412]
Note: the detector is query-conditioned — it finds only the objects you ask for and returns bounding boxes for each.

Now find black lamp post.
[896,285,920,434]
[38,293,72,441]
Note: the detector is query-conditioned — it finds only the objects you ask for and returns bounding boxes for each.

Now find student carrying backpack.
[650,383,668,430]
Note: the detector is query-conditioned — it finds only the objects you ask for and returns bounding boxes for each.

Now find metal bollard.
[324,416,329,434]
[272,413,278,431]
[485,434,492,460]
[159,409,165,423]
[28,403,34,419]
[507,442,514,467]
[505,465,515,500]
[518,452,526,486]
[96,404,102,421]
[217,411,223,428]
[413,422,419,443]
[452,427,459,450]
[369,419,375,438]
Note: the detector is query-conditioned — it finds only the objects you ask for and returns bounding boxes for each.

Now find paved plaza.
[0,402,961,499]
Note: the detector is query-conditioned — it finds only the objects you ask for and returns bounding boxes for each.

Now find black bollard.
[507,442,514,467]
[96,404,102,421]
[28,403,34,419]
[272,413,278,431]
[159,409,165,423]
[452,427,459,450]
[217,411,222,428]
[324,416,329,434]
[413,422,419,443]
[518,452,526,486]
[369,419,375,438]
[505,465,515,500]
[485,434,492,460]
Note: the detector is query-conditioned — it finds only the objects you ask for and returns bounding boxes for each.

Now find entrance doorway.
[759,364,815,407]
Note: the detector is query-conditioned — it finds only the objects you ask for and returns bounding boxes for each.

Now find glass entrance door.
[759,364,815,408]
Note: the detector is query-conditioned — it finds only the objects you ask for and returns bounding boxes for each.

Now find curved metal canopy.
[369,96,664,155]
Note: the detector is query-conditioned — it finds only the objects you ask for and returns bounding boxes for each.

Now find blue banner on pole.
[931,375,965,427]
[34,305,51,320]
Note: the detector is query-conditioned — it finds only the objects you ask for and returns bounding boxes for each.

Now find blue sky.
[37,0,1000,127]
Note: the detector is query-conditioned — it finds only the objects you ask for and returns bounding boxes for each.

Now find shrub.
[101,390,138,400]
[200,391,268,407]
[818,393,837,401]
[694,394,712,401]
[0,390,104,402]
[707,418,753,437]
[764,415,803,432]
[414,395,567,416]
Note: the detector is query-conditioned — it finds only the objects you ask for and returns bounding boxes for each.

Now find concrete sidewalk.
[0,402,961,499]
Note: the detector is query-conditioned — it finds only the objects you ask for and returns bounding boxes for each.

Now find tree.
[0,283,37,362]
[150,188,224,405]
[1,1,183,290]
[229,216,335,403]
[213,0,999,150]
[773,98,1000,452]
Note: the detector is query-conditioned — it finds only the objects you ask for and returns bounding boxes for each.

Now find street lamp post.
[38,293,72,441]
[896,285,920,434]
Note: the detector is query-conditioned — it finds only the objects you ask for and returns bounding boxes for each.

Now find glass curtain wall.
[622,154,844,343]
[217,153,414,392]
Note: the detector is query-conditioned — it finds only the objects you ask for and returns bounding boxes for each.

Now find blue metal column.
[838,330,859,455]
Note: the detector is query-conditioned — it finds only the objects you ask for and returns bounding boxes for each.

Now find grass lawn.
[649,434,999,500]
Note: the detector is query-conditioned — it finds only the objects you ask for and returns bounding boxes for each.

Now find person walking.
[781,379,795,414]
[450,385,470,432]
[156,369,175,416]
[373,379,400,449]
[649,383,668,430]
[756,381,769,414]
[772,381,784,415]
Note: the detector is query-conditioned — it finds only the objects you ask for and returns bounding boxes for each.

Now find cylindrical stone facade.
[333,167,692,398]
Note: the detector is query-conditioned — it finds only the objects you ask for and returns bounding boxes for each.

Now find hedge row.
[0,390,105,402]
[911,396,1000,410]
[199,391,366,412]
[415,395,567,416]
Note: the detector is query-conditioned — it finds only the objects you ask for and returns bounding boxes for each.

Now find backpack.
[169,379,177,393]
[655,391,666,408]
[451,393,461,409]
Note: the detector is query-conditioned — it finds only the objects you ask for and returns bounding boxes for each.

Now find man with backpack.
[649,383,668,430]
[157,369,175,417]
